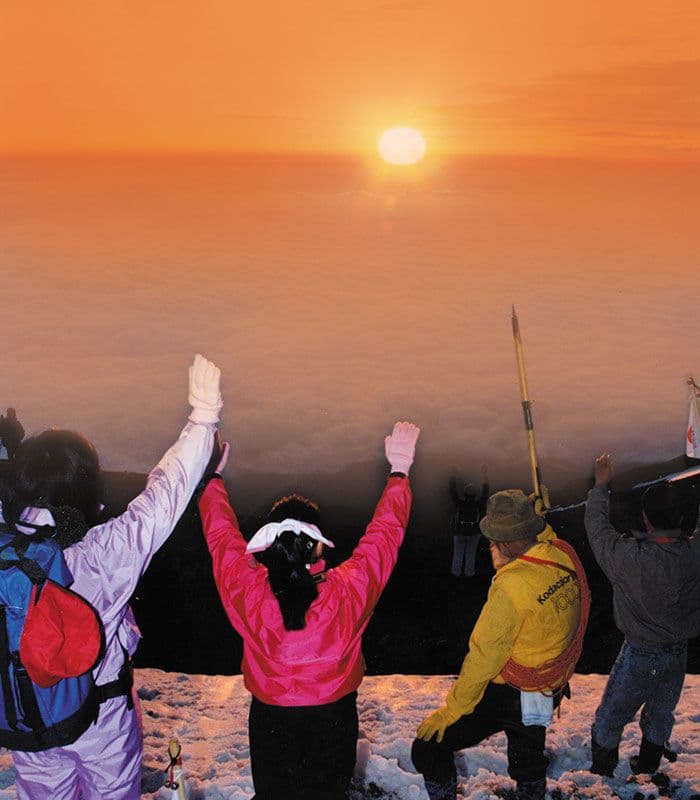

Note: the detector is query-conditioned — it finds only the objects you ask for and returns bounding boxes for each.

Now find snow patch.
[0,673,695,798]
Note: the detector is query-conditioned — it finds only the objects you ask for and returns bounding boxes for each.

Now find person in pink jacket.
[198,421,420,800]
[0,354,222,799]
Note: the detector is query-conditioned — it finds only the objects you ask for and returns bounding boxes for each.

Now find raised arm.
[479,466,490,516]
[449,475,461,506]
[335,422,419,624]
[197,440,255,628]
[66,355,222,618]
[584,452,627,581]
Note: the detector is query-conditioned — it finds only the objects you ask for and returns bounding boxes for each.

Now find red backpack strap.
[516,553,578,578]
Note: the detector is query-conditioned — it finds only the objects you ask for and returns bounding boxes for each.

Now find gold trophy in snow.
[164,739,187,800]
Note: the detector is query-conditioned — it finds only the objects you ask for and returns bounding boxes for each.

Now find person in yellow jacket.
[412,489,584,800]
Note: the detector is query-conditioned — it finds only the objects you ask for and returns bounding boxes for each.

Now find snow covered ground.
[0,672,696,799]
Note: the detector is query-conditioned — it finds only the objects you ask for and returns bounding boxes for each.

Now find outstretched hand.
[205,432,231,476]
[188,354,223,424]
[594,453,614,486]
[384,421,420,476]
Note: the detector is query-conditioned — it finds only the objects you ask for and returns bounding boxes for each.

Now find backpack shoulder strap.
[0,532,49,585]
[516,553,578,579]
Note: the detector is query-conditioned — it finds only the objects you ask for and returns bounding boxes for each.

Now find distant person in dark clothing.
[0,408,25,460]
[585,453,700,777]
[450,467,489,577]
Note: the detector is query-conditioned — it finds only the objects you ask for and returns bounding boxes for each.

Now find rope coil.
[499,539,591,694]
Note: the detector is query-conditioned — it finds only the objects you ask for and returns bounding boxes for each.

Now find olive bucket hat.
[479,489,545,542]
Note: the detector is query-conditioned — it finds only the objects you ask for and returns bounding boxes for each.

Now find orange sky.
[1,1,698,158]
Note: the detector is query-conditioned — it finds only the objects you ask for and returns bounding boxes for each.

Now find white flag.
[687,395,700,458]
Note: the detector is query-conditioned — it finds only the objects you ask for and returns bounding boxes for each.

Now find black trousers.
[249,691,359,800]
[411,684,555,800]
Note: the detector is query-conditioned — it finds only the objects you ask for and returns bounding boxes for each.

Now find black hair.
[641,482,687,531]
[256,495,321,631]
[1,430,102,536]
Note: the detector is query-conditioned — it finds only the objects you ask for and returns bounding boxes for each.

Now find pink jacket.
[198,475,412,706]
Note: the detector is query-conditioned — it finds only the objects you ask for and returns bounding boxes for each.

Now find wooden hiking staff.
[511,306,549,508]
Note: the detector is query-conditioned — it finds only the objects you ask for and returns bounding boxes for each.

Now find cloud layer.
[1,155,698,497]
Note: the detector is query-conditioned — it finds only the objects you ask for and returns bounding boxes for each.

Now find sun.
[377,127,426,165]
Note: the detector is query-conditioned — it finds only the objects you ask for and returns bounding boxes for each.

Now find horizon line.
[1,148,699,166]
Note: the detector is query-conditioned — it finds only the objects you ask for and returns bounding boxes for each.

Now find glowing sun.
[378,127,426,165]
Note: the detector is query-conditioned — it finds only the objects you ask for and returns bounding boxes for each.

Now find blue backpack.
[0,523,103,751]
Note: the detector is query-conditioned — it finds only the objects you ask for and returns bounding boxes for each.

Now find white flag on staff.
[687,394,700,458]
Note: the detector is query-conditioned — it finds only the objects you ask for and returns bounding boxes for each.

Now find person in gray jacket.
[584,453,700,777]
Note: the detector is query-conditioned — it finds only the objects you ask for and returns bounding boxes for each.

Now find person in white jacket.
[0,354,222,800]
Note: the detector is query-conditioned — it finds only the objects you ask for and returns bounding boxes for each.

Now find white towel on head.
[520,691,553,727]
[245,518,335,554]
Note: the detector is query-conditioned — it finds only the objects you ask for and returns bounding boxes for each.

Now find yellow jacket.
[446,525,580,718]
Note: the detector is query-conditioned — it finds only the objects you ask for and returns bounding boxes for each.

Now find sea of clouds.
[2,156,698,497]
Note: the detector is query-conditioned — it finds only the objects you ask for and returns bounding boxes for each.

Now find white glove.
[384,421,420,475]
[188,354,223,424]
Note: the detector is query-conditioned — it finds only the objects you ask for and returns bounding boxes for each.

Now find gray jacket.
[585,486,700,646]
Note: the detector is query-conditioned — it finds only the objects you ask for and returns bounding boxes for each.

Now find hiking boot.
[629,738,664,775]
[590,738,618,777]
[662,741,678,763]
[516,778,546,800]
